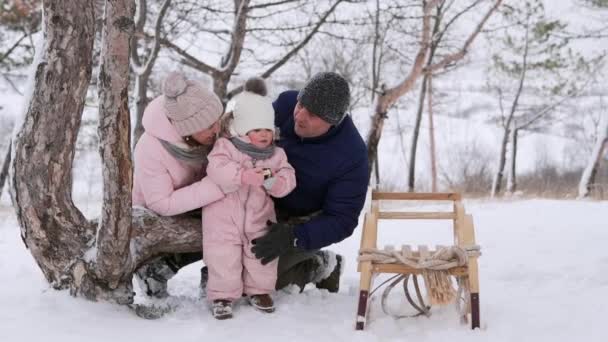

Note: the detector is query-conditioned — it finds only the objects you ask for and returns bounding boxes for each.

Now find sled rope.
[359,245,480,311]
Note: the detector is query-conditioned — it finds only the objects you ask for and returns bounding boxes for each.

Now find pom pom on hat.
[162,71,223,137]
[162,71,188,98]
[244,77,268,97]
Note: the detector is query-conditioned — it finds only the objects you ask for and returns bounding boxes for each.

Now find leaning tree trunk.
[579,113,608,198]
[11,0,206,306]
[10,0,98,292]
[0,141,10,199]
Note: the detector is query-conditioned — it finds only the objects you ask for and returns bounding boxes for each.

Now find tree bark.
[10,0,97,291]
[492,121,511,197]
[408,73,429,192]
[95,0,135,290]
[0,141,10,199]
[579,113,608,198]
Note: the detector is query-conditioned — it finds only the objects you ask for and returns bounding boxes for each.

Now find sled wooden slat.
[378,211,455,220]
[356,191,481,331]
[372,264,468,276]
[372,192,461,201]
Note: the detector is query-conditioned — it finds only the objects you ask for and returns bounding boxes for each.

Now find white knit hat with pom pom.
[162,71,223,137]
[230,77,275,136]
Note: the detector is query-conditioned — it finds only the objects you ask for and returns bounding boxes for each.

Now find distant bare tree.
[367,0,503,183]
[407,0,487,192]
[487,0,595,196]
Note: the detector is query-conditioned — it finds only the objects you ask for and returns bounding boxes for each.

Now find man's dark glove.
[251,221,296,265]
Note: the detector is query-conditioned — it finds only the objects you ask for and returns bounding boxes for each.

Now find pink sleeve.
[206,138,244,193]
[136,151,224,216]
[267,147,296,198]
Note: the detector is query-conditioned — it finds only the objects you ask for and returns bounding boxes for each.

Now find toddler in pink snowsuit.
[202,85,296,320]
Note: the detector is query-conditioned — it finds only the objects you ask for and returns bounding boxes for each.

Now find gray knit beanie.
[162,71,223,137]
[297,72,350,125]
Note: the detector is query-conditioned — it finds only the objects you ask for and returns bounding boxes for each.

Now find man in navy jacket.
[251,72,369,292]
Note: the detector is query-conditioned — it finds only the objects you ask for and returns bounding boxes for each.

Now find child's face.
[247,129,273,148]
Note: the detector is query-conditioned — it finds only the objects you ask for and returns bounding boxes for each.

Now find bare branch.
[426,0,502,73]
[130,0,147,67]
[226,0,344,98]
[132,0,171,75]
[0,32,29,65]
[249,0,300,10]
[160,37,220,75]
[379,0,439,110]
[219,0,250,72]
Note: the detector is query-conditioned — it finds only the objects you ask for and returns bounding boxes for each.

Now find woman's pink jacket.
[132,96,224,216]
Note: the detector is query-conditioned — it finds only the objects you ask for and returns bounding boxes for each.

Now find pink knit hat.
[162,71,223,137]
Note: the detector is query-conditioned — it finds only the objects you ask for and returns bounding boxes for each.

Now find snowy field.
[1,199,607,342]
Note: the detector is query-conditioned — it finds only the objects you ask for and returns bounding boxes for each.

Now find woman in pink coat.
[203,83,296,320]
[132,71,225,298]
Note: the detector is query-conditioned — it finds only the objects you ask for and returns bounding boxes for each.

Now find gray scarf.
[159,139,210,166]
[229,137,275,160]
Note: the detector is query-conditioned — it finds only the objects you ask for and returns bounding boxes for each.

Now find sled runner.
[356,192,481,330]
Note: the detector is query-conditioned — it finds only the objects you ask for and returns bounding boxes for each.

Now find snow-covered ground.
[1,199,607,342]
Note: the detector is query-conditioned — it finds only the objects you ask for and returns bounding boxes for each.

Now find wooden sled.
[355,192,480,330]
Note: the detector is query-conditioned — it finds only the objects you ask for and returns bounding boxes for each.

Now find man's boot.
[314,251,344,293]
[134,257,176,298]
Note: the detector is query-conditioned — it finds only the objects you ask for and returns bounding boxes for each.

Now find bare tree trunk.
[428,73,437,192]
[506,127,518,194]
[10,0,98,292]
[9,0,223,309]
[370,0,382,103]
[579,113,608,198]
[492,122,511,197]
[0,141,11,199]
[408,73,428,192]
[491,21,529,197]
[407,2,442,193]
[95,0,135,289]
[131,0,171,145]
